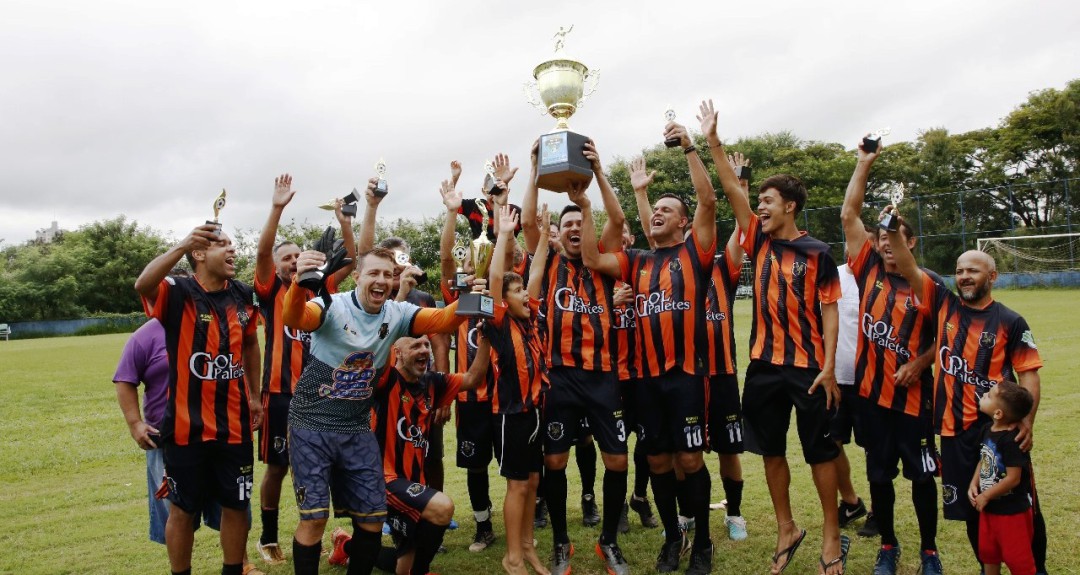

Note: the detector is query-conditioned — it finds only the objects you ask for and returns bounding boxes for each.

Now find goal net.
[977,233,1080,273]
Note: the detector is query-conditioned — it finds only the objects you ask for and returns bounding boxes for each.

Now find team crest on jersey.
[273,436,287,454]
[580,267,592,281]
[322,351,377,400]
[379,322,390,339]
[668,258,683,273]
[905,296,915,310]
[1021,330,1037,349]
[198,313,213,324]
[295,486,307,506]
[941,484,958,505]
[547,422,565,441]
[875,280,885,291]
[979,331,996,349]
[406,483,427,497]
[791,261,807,277]
[237,309,250,327]
[460,441,476,457]
[945,321,955,333]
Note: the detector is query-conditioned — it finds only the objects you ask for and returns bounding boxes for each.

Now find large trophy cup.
[456,199,495,318]
[524,26,599,193]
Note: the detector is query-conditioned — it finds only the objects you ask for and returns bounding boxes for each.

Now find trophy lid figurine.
[483,160,503,196]
[664,108,680,148]
[879,183,906,232]
[523,26,599,193]
[207,189,226,227]
[374,158,389,197]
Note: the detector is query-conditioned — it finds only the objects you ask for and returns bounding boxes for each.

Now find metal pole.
[916,196,925,261]
[959,190,967,251]
[1008,185,1018,274]
[1066,178,1075,268]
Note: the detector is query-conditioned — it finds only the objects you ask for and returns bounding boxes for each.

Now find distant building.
[35,221,62,243]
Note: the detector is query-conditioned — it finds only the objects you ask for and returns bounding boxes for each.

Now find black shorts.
[828,385,865,447]
[707,373,745,454]
[258,392,292,467]
[634,370,707,456]
[163,440,254,513]
[543,367,627,455]
[289,427,385,523]
[621,379,640,435]
[741,360,839,465]
[493,411,543,481]
[424,419,444,467]
[940,424,984,521]
[455,400,494,469]
[861,403,938,484]
[385,478,438,547]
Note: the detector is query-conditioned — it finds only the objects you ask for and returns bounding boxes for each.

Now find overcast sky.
[2,0,1077,246]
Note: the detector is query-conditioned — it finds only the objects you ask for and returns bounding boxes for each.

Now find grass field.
[1,289,1077,575]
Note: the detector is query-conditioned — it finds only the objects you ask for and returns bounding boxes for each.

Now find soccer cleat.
[595,540,630,575]
[256,541,286,565]
[838,497,868,528]
[468,529,496,553]
[872,544,901,575]
[534,498,549,529]
[660,515,694,542]
[328,527,351,566]
[242,563,265,575]
[858,511,880,538]
[629,494,660,528]
[550,542,573,575]
[655,534,686,573]
[685,540,714,575]
[725,515,748,541]
[582,494,601,527]
[618,501,630,534]
[917,549,943,575]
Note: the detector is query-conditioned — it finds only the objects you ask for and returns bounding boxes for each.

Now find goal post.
[977,232,1080,274]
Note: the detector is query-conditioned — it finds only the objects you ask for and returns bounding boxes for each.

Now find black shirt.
[978,426,1032,515]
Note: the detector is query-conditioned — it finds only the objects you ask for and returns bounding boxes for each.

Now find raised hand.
[491,180,509,206]
[365,177,383,206]
[273,173,295,208]
[857,136,882,163]
[663,121,691,149]
[530,139,540,172]
[630,156,656,193]
[696,99,719,143]
[583,140,602,173]
[334,198,351,225]
[727,152,750,171]
[493,153,519,185]
[497,204,519,234]
[537,204,550,238]
[181,223,221,253]
[566,181,590,208]
[450,160,462,187]
[439,179,462,212]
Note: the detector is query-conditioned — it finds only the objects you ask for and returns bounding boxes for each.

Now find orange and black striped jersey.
[375,367,462,483]
[612,289,637,381]
[142,276,258,446]
[849,240,940,417]
[740,213,841,370]
[254,274,334,395]
[918,277,1042,436]
[441,282,495,402]
[538,251,620,372]
[705,247,742,376]
[482,298,547,414]
[613,229,715,378]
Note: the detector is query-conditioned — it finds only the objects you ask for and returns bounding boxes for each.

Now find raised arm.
[883,206,925,295]
[357,176,382,255]
[841,139,881,261]
[439,175,463,290]
[488,205,518,306]
[630,157,659,250]
[667,119,716,249]
[282,250,329,331]
[527,204,550,299]
[568,183,622,278]
[135,224,219,307]
[583,140,626,252]
[699,99,751,232]
[522,140,542,253]
[460,335,491,390]
[256,174,296,287]
[410,301,465,335]
[725,153,751,263]
[330,198,356,285]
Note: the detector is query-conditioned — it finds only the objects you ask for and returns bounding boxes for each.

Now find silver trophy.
[663,108,680,148]
[863,126,891,153]
[879,183,906,232]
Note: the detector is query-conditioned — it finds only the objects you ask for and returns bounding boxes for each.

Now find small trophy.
[451,244,470,291]
[207,189,226,231]
[319,188,361,218]
[663,108,680,148]
[483,161,503,196]
[457,199,495,317]
[863,127,891,153]
[374,159,389,197]
[392,249,427,285]
[735,165,752,182]
[879,184,906,232]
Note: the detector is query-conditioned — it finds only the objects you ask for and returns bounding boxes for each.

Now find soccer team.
[116,99,1048,575]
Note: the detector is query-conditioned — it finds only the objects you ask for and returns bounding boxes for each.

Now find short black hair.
[656,193,690,219]
[357,247,396,273]
[273,240,298,255]
[759,174,807,215]
[377,237,409,252]
[995,379,1034,424]
[502,271,523,296]
[559,205,582,224]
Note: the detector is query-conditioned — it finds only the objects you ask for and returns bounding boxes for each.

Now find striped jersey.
[482,299,546,414]
[705,247,742,376]
[441,282,495,402]
[375,367,462,483]
[538,251,619,372]
[254,274,334,395]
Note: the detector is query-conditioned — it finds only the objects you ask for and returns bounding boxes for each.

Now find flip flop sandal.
[771,528,807,573]
[818,535,851,575]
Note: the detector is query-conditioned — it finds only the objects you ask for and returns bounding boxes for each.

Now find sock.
[633,443,650,498]
[172,570,191,575]
[411,521,450,575]
[577,442,598,497]
[292,539,322,575]
[346,529,382,575]
[651,470,680,544]
[375,546,398,572]
[546,467,570,544]
[675,476,692,519]
[686,467,712,550]
[260,508,279,546]
[870,481,898,547]
[467,469,492,531]
[600,469,628,543]
[221,564,242,575]
[1033,500,1047,572]
[721,476,744,517]
[965,516,982,568]
[911,479,938,552]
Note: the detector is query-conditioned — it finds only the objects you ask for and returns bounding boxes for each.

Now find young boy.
[486,204,551,575]
[967,379,1036,575]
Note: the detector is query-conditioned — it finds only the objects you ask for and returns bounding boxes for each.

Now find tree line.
[2,80,1077,322]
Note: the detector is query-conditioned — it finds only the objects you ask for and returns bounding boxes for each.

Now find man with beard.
[884,207,1046,575]
[135,224,264,575]
[521,138,631,575]
[252,174,355,565]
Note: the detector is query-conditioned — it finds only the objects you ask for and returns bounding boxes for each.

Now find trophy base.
[456,291,495,318]
[862,136,880,153]
[878,213,901,232]
[664,138,681,148]
[537,130,594,193]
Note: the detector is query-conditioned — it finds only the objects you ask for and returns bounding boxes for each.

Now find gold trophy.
[450,244,470,291]
[207,189,226,230]
[319,188,360,218]
[523,25,599,193]
[456,199,495,317]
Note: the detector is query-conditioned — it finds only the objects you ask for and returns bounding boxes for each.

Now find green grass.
[1,289,1076,574]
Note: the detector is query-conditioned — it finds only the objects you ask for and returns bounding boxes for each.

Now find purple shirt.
[112,319,170,428]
